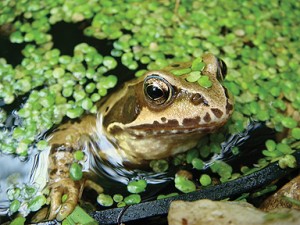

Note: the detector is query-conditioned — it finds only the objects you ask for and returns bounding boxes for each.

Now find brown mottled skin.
[42,53,233,221]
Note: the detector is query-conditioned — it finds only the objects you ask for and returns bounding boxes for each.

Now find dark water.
[206,121,276,168]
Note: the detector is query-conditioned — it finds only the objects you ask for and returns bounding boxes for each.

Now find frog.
[41,53,234,221]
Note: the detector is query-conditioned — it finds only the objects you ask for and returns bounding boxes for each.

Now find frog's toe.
[48,185,63,220]
[56,182,79,221]
[56,202,76,221]
[46,179,102,221]
[85,180,104,194]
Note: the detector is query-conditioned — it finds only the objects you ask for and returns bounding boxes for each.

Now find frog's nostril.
[191,93,209,106]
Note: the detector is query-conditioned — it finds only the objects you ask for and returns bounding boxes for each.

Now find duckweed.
[231,146,239,155]
[97,194,113,207]
[28,195,47,212]
[22,185,37,199]
[85,83,96,94]
[81,98,93,110]
[186,149,199,164]
[113,194,123,203]
[157,193,179,200]
[7,188,21,201]
[210,161,233,182]
[62,194,68,203]
[7,184,47,217]
[102,56,117,70]
[277,143,294,155]
[174,175,196,193]
[278,154,296,169]
[9,199,21,214]
[73,150,84,161]
[171,68,192,76]
[199,174,212,187]
[265,140,276,152]
[191,58,205,71]
[292,128,300,140]
[149,159,169,172]
[1,39,118,159]
[191,158,205,170]
[282,117,297,129]
[127,179,147,194]
[36,140,49,151]
[10,217,26,225]
[186,71,201,83]
[69,163,83,181]
[124,194,141,205]
[197,76,213,88]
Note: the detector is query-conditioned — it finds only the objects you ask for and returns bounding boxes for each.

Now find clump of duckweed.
[0,42,117,156]
[7,183,47,217]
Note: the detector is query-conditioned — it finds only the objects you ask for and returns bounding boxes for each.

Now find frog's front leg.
[46,144,103,221]
[40,115,103,221]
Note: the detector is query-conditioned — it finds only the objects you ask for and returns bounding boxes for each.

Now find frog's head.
[98,53,234,164]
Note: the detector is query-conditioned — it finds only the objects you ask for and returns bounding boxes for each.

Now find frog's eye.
[216,58,227,81]
[144,75,173,105]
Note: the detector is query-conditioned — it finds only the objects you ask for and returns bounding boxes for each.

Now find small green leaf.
[69,163,83,181]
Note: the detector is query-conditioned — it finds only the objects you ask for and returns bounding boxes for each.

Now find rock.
[260,174,300,211]
[168,199,300,225]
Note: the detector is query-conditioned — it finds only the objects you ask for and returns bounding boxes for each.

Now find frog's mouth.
[126,121,227,137]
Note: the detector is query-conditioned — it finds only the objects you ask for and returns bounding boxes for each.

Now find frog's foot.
[46,179,104,221]
[47,178,81,221]
[30,178,80,223]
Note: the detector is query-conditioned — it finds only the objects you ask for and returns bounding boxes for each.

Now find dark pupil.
[146,85,164,100]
